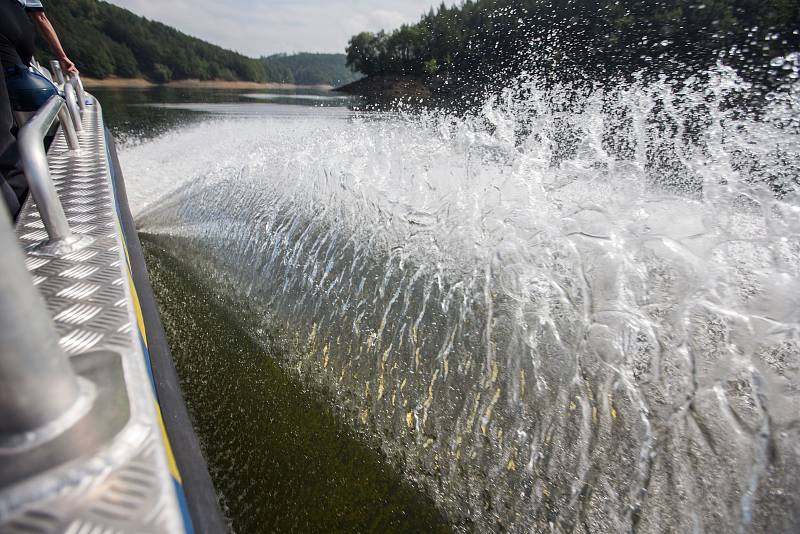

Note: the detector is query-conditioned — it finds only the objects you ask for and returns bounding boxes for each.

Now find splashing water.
[129,68,800,532]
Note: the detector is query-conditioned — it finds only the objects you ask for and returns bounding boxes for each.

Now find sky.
[105,0,439,57]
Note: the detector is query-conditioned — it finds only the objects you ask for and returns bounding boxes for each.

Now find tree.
[36,0,291,83]
[344,0,800,91]
[346,32,386,77]
[152,63,172,84]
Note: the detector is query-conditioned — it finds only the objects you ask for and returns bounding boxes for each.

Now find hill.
[345,0,800,94]
[264,53,361,86]
[36,0,292,83]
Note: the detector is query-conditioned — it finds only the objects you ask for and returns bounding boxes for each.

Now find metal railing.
[0,65,96,444]
[50,60,84,132]
[1,60,205,534]
[74,73,88,112]
[17,93,87,254]
[48,60,65,85]
[15,61,92,254]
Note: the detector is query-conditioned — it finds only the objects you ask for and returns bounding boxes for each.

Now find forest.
[36,0,355,86]
[264,54,361,86]
[346,0,800,90]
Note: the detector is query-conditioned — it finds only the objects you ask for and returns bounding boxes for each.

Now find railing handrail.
[18,95,79,247]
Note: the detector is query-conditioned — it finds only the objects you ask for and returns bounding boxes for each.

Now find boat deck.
[2,95,190,533]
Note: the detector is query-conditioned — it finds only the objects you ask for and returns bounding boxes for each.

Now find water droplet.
[770,56,786,67]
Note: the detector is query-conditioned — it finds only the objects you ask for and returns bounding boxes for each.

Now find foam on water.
[127,68,800,532]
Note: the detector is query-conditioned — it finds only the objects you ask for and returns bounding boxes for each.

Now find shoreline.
[334,74,430,99]
[81,76,333,91]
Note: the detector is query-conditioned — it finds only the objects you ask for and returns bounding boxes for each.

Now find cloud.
[105,0,438,56]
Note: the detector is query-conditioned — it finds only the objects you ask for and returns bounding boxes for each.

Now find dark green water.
[141,236,450,533]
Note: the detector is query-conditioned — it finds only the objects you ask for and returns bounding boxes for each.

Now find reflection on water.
[92,86,355,145]
[123,69,799,532]
[242,92,352,104]
[143,102,353,116]
[92,87,206,145]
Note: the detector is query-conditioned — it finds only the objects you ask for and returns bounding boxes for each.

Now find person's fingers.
[60,59,78,75]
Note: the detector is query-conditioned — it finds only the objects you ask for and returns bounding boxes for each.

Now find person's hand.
[59,56,78,75]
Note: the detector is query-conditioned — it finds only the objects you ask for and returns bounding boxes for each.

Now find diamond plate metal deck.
[2,97,186,533]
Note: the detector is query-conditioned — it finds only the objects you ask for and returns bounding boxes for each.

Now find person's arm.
[28,12,78,75]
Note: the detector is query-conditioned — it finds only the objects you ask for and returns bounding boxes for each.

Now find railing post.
[63,81,83,133]
[18,96,82,249]
[58,105,80,151]
[49,60,65,85]
[0,201,82,437]
[72,74,87,112]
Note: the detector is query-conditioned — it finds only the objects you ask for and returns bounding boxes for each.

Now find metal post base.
[27,234,94,257]
[0,378,96,453]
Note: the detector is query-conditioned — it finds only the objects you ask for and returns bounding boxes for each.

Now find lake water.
[98,76,800,533]
[97,87,449,533]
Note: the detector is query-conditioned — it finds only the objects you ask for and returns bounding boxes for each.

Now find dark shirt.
[0,0,38,68]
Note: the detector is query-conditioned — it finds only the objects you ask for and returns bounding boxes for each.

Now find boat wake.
[127,67,800,532]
